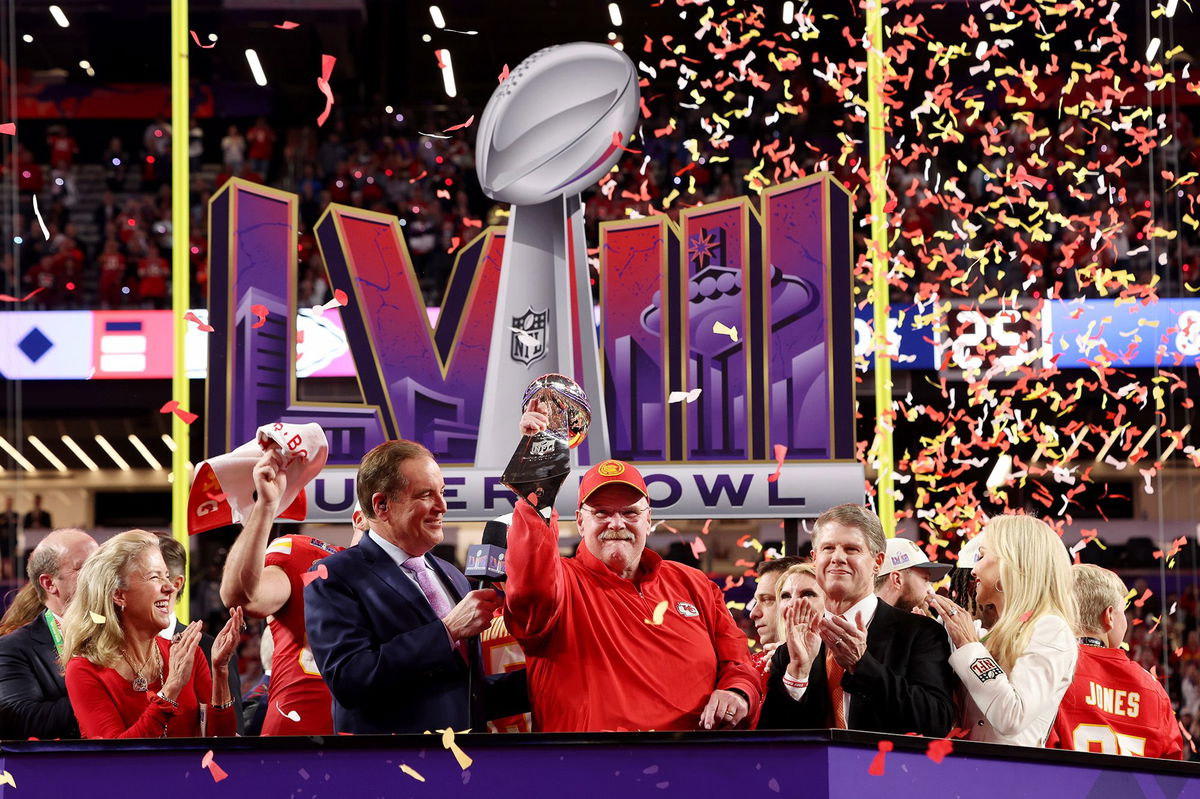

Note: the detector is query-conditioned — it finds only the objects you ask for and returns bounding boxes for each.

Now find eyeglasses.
[581,505,649,524]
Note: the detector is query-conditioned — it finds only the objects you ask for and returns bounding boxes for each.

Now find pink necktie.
[403,556,454,618]
[403,556,465,659]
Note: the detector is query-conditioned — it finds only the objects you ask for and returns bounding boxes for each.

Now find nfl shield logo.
[511,307,548,366]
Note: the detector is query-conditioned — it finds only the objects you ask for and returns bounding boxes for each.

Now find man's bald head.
[29,528,98,616]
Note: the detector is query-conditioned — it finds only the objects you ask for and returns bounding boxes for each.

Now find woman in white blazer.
[926,515,1078,747]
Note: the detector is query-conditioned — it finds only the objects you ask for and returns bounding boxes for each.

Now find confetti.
[645,600,669,625]
[311,289,349,316]
[159,400,199,425]
[1133,589,1153,608]
[201,750,228,783]
[301,564,329,586]
[0,287,44,303]
[184,311,215,333]
[443,115,476,133]
[701,518,713,535]
[668,388,703,403]
[89,611,106,624]
[273,20,299,29]
[0,770,15,788]
[400,764,426,782]
[0,123,14,135]
[189,30,216,49]
[438,727,473,770]
[275,704,302,722]
[868,740,893,776]
[316,54,337,127]
[767,444,787,483]
[250,304,269,328]
[498,64,510,83]
[1019,610,1033,624]
[611,130,642,155]
[32,194,49,241]
[690,537,707,559]
[712,321,738,342]
[926,738,954,763]
[510,327,540,349]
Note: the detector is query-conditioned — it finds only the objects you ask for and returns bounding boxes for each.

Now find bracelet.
[781,673,809,689]
[211,699,235,711]
[155,691,180,708]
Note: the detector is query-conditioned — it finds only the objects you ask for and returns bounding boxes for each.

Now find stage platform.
[2,729,1197,798]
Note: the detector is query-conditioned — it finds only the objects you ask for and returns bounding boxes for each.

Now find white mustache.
[599,531,635,541]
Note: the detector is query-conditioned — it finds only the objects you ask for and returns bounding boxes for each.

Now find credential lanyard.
[43,608,64,658]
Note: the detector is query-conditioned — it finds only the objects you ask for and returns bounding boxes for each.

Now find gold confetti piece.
[437,727,473,770]
[0,770,14,788]
[89,611,106,624]
[712,321,739,342]
[645,600,669,626]
[399,764,426,782]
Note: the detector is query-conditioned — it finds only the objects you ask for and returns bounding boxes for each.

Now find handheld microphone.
[467,515,512,588]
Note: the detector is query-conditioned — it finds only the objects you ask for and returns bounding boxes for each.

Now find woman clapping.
[62,531,243,738]
[925,515,1078,747]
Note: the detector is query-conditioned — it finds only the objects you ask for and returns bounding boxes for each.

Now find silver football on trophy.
[522,373,591,449]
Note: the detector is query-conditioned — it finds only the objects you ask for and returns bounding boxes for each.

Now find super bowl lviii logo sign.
[205,44,864,520]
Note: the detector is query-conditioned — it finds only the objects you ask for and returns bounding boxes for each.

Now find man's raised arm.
[219,447,292,617]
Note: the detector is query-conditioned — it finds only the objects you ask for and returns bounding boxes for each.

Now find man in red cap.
[502,403,761,732]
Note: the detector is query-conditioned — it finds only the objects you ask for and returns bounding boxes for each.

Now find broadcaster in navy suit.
[305,440,526,734]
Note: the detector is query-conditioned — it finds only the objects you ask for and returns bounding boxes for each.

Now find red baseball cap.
[578,460,648,506]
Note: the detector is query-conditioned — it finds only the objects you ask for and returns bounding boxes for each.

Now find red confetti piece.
[0,287,43,303]
[0,123,14,136]
[334,289,349,306]
[184,311,215,333]
[868,740,892,776]
[767,444,787,483]
[201,750,228,783]
[316,54,337,127]
[926,738,954,763]
[611,130,642,155]
[690,537,707,559]
[188,30,216,49]
[498,64,510,83]
[274,20,299,29]
[1019,610,1033,623]
[1134,589,1153,608]
[160,400,199,425]
[701,518,713,535]
[948,728,972,739]
[302,563,329,586]
[443,115,475,133]
[250,304,269,328]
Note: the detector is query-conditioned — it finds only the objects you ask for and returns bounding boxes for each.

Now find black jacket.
[760,597,956,736]
[0,614,78,739]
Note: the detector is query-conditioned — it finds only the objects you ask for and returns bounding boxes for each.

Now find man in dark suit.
[760,504,955,736]
[305,440,524,734]
[0,528,97,738]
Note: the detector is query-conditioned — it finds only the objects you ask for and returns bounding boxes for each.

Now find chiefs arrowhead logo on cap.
[579,459,648,505]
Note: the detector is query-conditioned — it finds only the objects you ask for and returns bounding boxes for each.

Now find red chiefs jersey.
[1049,644,1183,759]
[480,614,531,733]
[262,534,343,736]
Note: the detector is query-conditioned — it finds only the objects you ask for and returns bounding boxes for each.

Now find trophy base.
[501,431,570,519]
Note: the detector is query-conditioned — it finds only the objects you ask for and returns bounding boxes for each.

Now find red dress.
[261,535,343,736]
[65,637,235,738]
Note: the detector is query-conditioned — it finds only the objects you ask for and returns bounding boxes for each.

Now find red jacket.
[504,501,761,732]
[65,638,235,739]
